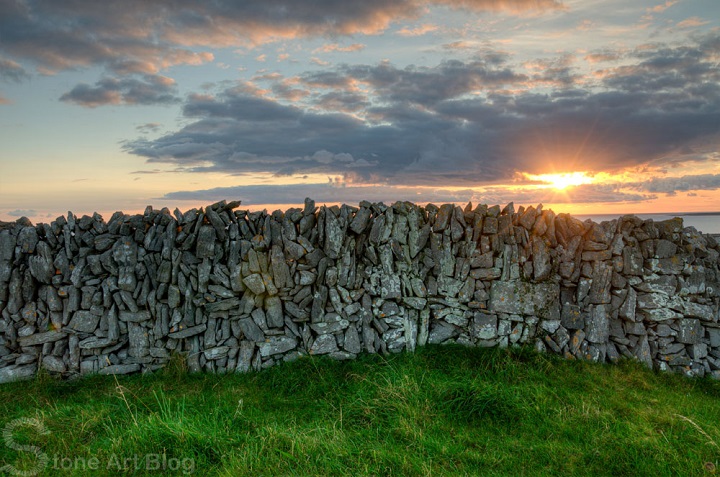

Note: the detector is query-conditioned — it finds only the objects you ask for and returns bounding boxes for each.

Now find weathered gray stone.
[585,305,610,344]
[646,257,684,275]
[324,209,344,259]
[708,328,720,348]
[168,324,207,339]
[428,322,457,344]
[265,296,284,328]
[119,310,151,323]
[239,318,264,342]
[641,308,682,321]
[236,341,255,373]
[471,313,497,340]
[489,281,560,320]
[683,301,714,321]
[17,226,39,253]
[402,297,427,310]
[259,336,297,357]
[67,310,101,333]
[79,336,115,349]
[470,268,502,280]
[204,346,230,360]
[42,356,66,373]
[310,317,349,334]
[0,230,15,261]
[128,323,149,357]
[380,274,402,299]
[196,225,216,259]
[0,364,37,383]
[635,335,653,368]
[582,250,612,262]
[623,246,644,275]
[270,245,291,289]
[588,261,612,304]
[344,326,362,354]
[350,207,371,234]
[113,237,138,266]
[99,364,141,375]
[310,334,339,355]
[619,287,637,321]
[655,239,677,258]
[677,318,703,344]
[243,273,266,295]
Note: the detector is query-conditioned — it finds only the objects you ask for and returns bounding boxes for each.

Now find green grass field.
[1,346,719,476]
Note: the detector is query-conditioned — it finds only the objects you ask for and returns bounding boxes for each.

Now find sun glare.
[527,172,594,190]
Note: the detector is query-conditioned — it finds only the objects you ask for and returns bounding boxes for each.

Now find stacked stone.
[0,199,718,383]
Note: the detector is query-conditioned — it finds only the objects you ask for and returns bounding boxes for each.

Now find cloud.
[136,122,162,133]
[335,57,525,106]
[442,41,478,50]
[648,0,679,13]
[397,24,439,36]
[0,57,30,82]
[0,94,9,105]
[8,209,36,217]
[310,57,330,67]
[160,183,478,205]
[635,174,720,194]
[0,0,563,79]
[122,34,720,196]
[159,180,652,208]
[313,43,366,54]
[676,17,709,29]
[584,50,624,64]
[60,75,180,107]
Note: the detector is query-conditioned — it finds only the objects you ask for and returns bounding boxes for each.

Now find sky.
[1,0,720,223]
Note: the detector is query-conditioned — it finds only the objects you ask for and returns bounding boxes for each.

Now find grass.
[0,345,719,476]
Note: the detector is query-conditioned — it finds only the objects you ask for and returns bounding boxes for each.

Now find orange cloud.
[313,43,366,54]
[676,17,709,28]
[397,24,439,36]
[648,0,679,13]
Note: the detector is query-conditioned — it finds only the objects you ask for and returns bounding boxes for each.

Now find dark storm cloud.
[600,33,720,95]
[122,33,720,191]
[336,58,525,106]
[0,0,562,74]
[59,75,180,107]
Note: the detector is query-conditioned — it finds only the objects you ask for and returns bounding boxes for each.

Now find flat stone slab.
[489,281,560,320]
[168,324,207,339]
[18,331,67,347]
[259,336,297,357]
[0,364,37,383]
[68,311,101,333]
[99,364,141,375]
[119,310,151,322]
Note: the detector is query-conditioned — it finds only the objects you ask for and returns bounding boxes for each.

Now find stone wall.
[1,199,719,383]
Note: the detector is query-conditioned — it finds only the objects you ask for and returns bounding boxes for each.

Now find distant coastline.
[575,212,720,235]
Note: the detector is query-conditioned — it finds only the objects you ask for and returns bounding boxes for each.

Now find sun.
[526,172,594,190]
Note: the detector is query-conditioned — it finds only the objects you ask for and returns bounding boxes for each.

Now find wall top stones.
[0,198,719,383]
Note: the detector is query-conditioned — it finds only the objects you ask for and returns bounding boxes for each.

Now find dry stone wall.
[1,199,719,383]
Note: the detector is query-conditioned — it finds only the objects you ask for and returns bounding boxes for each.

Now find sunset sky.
[1,0,719,223]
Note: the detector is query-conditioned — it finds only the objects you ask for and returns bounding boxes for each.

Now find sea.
[573,213,720,235]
